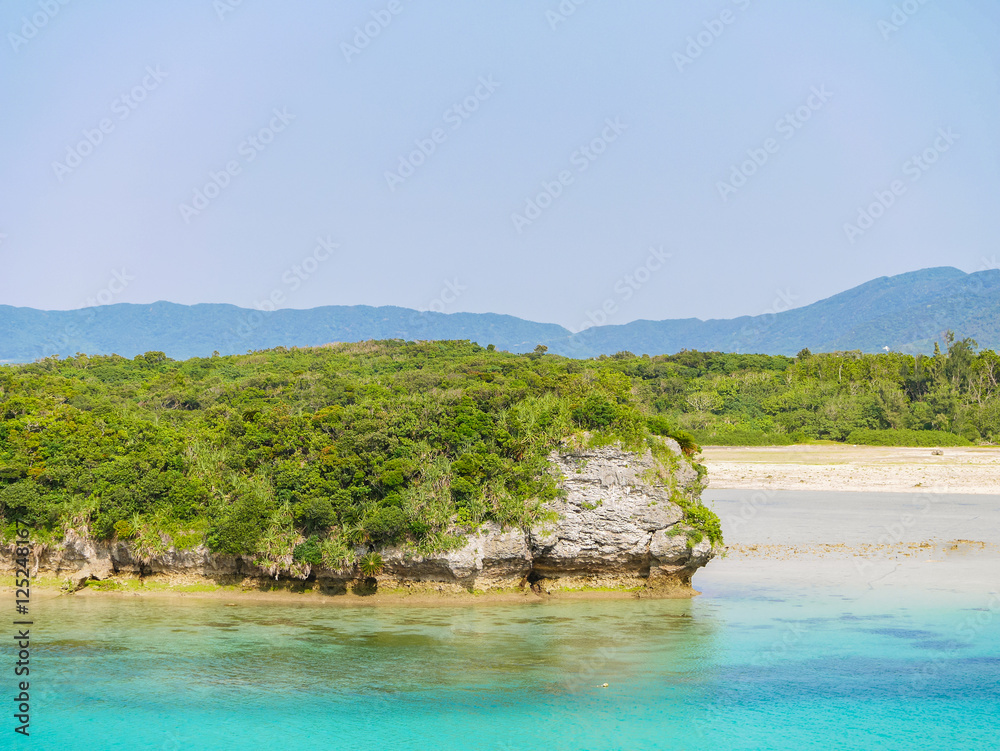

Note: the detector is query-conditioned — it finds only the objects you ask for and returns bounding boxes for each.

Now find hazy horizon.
[2,1,998,331]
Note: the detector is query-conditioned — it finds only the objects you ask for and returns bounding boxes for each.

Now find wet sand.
[697,488,1000,600]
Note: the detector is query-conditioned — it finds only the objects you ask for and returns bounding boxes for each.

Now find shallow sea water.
[22,491,1000,750]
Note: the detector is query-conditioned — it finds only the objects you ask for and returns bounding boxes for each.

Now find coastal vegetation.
[1,335,994,565]
[0,340,711,566]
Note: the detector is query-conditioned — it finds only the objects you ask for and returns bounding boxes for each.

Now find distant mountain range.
[2,267,998,363]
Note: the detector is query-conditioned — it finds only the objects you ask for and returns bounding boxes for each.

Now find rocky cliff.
[8,439,720,595]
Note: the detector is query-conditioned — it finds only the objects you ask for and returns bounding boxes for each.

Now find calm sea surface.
[21,491,1000,750]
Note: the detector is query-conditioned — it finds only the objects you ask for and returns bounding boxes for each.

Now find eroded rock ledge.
[7,440,719,596]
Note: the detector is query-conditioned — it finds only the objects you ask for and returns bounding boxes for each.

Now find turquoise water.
[23,580,1000,749]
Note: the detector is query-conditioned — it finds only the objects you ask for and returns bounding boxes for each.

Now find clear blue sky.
[2,0,998,330]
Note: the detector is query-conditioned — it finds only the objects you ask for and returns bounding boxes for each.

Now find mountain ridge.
[2,267,997,362]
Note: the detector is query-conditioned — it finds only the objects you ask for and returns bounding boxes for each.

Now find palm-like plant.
[342,524,370,546]
[358,551,384,577]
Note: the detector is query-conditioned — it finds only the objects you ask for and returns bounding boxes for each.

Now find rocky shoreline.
[4,441,720,597]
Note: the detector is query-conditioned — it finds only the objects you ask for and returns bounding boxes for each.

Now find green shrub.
[572,394,618,429]
[845,429,972,447]
[0,465,27,482]
[166,477,210,520]
[319,537,354,568]
[647,416,700,454]
[0,482,50,529]
[206,493,274,554]
[293,496,337,533]
[292,535,323,565]
[693,427,798,446]
[683,503,723,546]
[91,486,142,539]
[363,506,407,544]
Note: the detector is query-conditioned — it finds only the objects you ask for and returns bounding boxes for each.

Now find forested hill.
[571,267,1000,357]
[2,267,998,363]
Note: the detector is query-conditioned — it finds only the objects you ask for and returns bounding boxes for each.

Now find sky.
[1,0,998,332]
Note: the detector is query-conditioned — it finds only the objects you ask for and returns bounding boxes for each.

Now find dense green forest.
[1,336,995,569]
[668,334,998,446]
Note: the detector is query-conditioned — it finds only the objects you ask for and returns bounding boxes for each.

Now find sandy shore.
[697,448,1000,598]
[702,444,1000,493]
[697,487,1000,598]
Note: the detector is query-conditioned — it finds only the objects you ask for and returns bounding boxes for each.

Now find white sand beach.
[701,444,1000,494]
